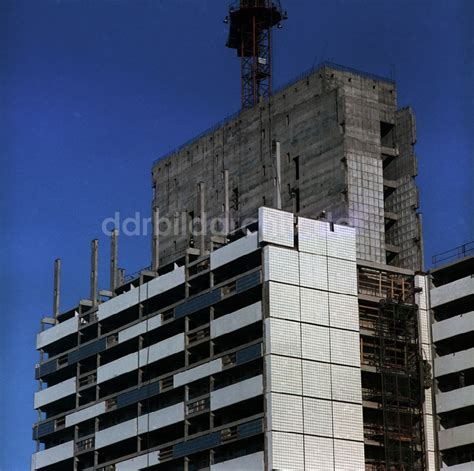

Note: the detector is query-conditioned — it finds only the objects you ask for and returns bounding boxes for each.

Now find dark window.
[293,156,300,180]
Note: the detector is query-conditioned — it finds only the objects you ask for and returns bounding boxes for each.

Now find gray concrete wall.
[152,65,423,271]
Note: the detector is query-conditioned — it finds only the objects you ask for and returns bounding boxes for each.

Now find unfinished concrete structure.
[33,63,435,470]
[430,243,474,470]
[152,63,422,271]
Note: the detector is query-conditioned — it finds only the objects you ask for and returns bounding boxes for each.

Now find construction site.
[32,1,439,470]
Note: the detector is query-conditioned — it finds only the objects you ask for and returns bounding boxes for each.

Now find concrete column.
[90,239,98,306]
[152,207,159,272]
[224,169,230,235]
[110,228,118,292]
[118,268,125,287]
[198,182,206,254]
[273,140,282,209]
[53,258,61,320]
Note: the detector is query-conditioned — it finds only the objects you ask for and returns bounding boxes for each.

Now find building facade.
[430,245,474,469]
[33,208,435,470]
[152,63,422,271]
[33,64,435,470]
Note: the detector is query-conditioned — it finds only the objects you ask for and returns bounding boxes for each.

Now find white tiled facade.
[263,212,365,470]
[429,256,474,470]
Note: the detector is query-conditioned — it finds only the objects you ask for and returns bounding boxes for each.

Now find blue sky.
[1,0,472,468]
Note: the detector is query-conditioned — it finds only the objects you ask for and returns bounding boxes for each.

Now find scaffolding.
[378,300,425,471]
[358,266,426,471]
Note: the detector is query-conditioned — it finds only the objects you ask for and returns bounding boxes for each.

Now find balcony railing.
[432,241,474,267]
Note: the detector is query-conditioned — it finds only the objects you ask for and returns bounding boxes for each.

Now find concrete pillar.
[152,207,159,272]
[53,258,61,320]
[198,182,206,254]
[110,228,118,292]
[273,140,282,209]
[118,268,125,287]
[90,239,98,306]
[224,169,230,235]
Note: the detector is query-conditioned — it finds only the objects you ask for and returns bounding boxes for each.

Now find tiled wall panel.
[263,216,363,471]
[299,252,328,291]
[326,224,357,261]
[304,435,334,470]
[268,431,305,471]
[328,292,359,331]
[303,397,333,437]
[266,355,302,395]
[265,318,301,358]
[332,401,364,441]
[298,217,327,256]
[300,287,329,326]
[258,207,294,248]
[269,282,300,322]
[333,439,365,471]
[267,392,303,434]
[302,360,331,400]
[301,323,330,363]
[331,365,362,404]
[263,246,300,284]
[327,258,357,295]
[330,329,360,367]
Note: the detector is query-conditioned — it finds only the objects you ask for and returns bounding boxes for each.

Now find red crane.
[225,1,287,109]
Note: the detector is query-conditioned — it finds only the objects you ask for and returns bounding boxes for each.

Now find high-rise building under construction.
[32,3,437,470]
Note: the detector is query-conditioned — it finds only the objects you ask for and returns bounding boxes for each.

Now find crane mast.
[225,1,287,109]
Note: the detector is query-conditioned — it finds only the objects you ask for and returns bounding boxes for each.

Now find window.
[380,121,395,148]
[293,156,300,180]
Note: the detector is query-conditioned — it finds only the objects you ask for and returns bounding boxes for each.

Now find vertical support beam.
[185,210,192,248]
[152,206,160,272]
[118,268,125,287]
[273,140,282,209]
[198,182,206,254]
[90,239,98,307]
[110,228,118,292]
[53,258,61,320]
[224,169,230,235]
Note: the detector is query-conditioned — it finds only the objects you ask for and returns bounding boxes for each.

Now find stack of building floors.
[33,64,437,470]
